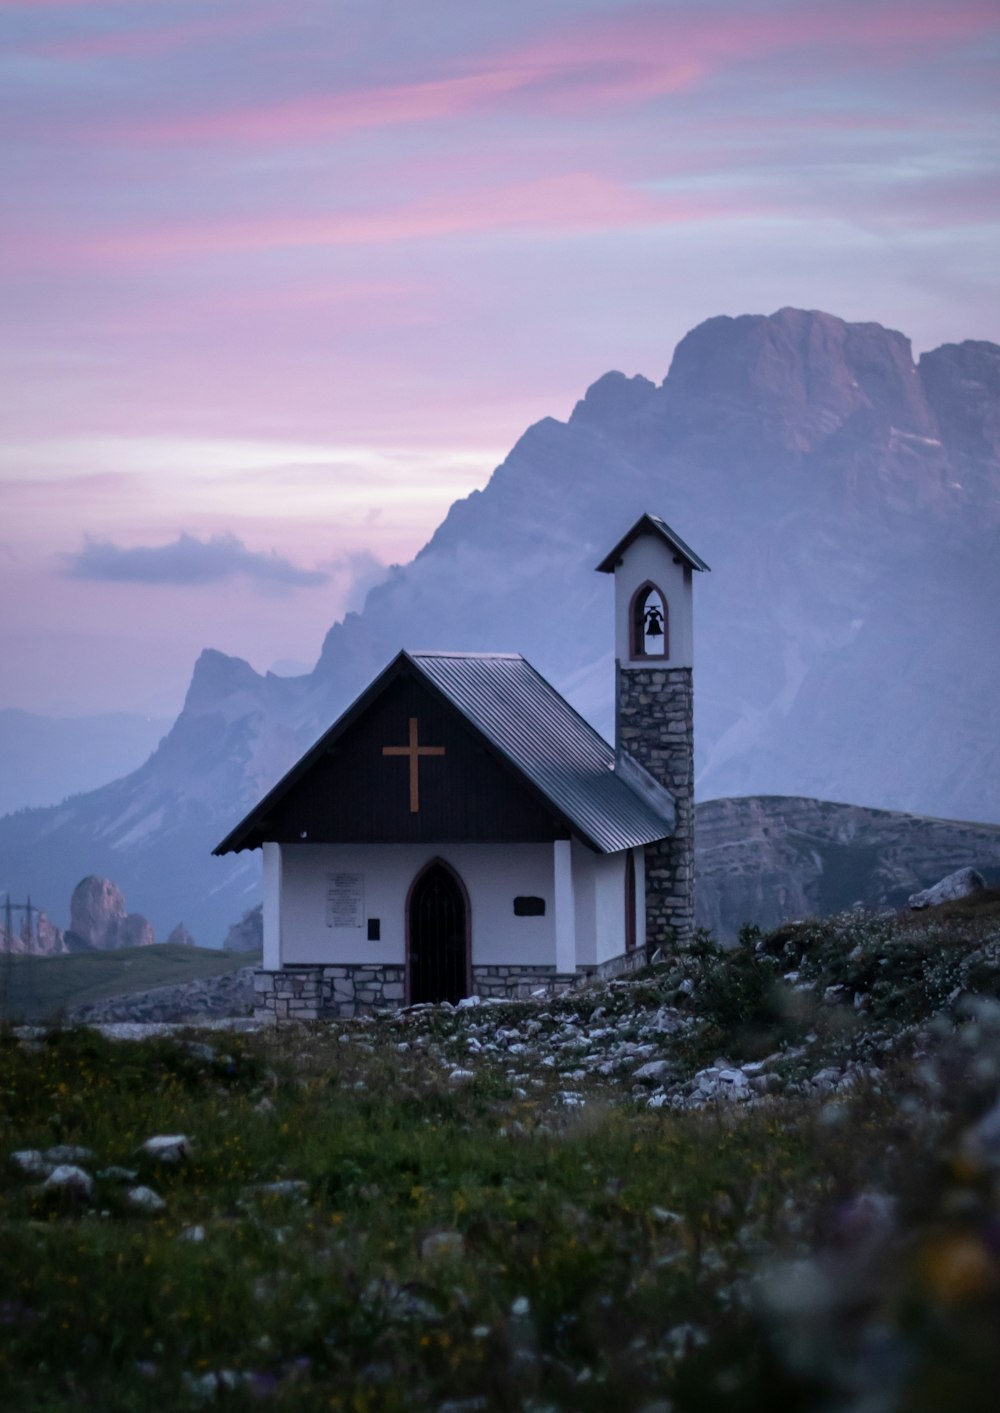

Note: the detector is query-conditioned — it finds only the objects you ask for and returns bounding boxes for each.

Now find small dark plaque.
[367,917,381,941]
[513,896,545,917]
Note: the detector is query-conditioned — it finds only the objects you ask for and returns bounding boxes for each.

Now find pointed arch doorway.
[407,860,470,1005]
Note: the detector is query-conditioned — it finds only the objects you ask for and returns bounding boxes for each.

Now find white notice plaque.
[326,872,364,928]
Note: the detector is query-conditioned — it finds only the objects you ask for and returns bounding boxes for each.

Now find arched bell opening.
[405,858,471,1005]
[629,582,669,660]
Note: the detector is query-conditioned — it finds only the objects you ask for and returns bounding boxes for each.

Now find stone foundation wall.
[616,664,694,952]
[472,964,558,998]
[255,947,649,1020]
[254,964,405,1021]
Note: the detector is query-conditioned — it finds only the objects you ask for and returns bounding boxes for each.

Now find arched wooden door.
[407,861,469,1005]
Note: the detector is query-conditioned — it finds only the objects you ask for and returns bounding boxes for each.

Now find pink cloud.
[101,277,431,337]
[140,67,574,145]
[73,173,739,266]
[124,0,998,148]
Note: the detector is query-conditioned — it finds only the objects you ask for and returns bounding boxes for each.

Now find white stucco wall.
[262,842,282,969]
[613,535,694,668]
[571,838,597,966]
[593,850,627,964]
[634,847,646,952]
[278,841,558,968]
[571,843,646,966]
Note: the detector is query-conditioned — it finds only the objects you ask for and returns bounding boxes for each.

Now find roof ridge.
[408,649,523,660]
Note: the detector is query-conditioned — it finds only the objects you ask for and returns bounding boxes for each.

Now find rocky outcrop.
[661,307,939,454]
[223,905,263,954]
[695,796,1000,942]
[65,876,155,951]
[166,924,196,947]
[908,866,986,910]
[0,909,66,956]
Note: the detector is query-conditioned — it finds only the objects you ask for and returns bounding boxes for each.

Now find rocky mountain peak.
[182,649,265,717]
[662,306,937,452]
[918,339,1000,465]
[569,370,658,428]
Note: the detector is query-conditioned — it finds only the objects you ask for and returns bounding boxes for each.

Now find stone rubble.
[126,1185,166,1212]
[68,967,257,1025]
[42,1164,94,1198]
[139,1135,193,1163]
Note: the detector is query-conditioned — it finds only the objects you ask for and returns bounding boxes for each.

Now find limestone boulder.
[908,867,986,910]
[140,1135,193,1164]
[43,1164,94,1198]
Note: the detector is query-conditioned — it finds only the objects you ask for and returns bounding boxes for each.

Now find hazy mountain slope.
[1,307,996,943]
[0,710,170,815]
[695,796,1000,942]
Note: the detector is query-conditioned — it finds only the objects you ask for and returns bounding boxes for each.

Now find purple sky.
[3,0,998,717]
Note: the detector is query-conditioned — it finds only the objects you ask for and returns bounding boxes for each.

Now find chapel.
[213,513,709,1020]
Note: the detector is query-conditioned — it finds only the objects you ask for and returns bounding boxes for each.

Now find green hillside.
[0,942,259,1022]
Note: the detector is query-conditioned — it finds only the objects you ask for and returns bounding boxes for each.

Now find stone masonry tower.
[597,514,710,952]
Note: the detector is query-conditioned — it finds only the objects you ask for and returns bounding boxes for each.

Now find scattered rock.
[139,1135,192,1163]
[46,1144,94,1164]
[420,1231,465,1260]
[126,1185,165,1212]
[252,1180,309,1200]
[43,1164,94,1198]
[909,867,986,910]
[11,1150,52,1177]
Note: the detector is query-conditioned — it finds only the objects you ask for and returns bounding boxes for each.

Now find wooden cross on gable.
[382,717,445,812]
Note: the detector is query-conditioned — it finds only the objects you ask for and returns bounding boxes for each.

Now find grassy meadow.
[0,943,258,1023]
[2,902,1000,1410]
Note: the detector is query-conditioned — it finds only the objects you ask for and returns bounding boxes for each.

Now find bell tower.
[597,514,709,952]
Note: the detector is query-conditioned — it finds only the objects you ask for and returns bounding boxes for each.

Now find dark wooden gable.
[248,666,568,847]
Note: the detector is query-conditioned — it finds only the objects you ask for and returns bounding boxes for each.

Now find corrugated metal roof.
[409,651,673,853]
[595,512,710,574]
[214,648,675,855]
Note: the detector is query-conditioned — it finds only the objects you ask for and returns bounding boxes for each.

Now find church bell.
[643,605,664,637]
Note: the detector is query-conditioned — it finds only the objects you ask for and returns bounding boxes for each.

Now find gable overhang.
[596,512,710,575]
[212,651,611,856]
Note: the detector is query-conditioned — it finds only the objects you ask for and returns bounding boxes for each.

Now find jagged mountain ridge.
[1,306,997,943]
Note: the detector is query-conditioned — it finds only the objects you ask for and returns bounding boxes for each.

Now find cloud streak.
[32,173,734,268]
[64,532,327,589]
[123,0,999,148]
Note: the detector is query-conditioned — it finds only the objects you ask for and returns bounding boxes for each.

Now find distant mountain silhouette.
[1,307,997,943]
